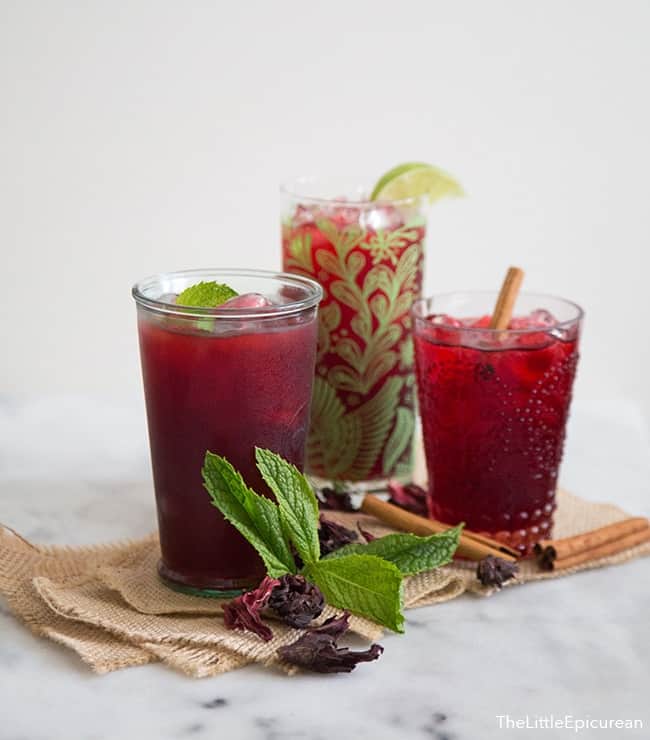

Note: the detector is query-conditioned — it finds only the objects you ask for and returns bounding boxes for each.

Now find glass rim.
[132,268,323,320]
[411,290,584,335]
[280,175,423,208]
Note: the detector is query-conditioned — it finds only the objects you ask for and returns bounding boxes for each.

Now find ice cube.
[529,309,558,327]
[470,315,492,329]
[428,313,463,327]
[158,292,178,304]
[516,331,553,349]
[332,205,362,228]
[363,204,403,231]
[292,204,317,227]
[222,293,273,309]
[509,309,557,330]
[508,317,529,330]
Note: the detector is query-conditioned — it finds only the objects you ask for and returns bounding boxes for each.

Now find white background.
[2,0,649,425]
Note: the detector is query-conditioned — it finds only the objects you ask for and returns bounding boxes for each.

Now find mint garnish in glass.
[176,281,238,307]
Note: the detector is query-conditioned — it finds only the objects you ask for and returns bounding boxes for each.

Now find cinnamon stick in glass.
[489,266,525,330]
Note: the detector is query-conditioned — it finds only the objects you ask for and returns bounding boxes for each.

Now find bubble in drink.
[222,293,273,309]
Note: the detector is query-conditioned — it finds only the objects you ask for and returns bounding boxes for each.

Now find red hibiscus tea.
[281,177,427,486]
[133,270,321,595]
[412,292,583,555]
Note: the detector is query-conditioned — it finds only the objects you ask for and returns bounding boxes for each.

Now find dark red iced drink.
[133,270,321,594]
[413,293,582,555]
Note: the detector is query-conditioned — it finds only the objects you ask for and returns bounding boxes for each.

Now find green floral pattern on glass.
[283,214,425,482]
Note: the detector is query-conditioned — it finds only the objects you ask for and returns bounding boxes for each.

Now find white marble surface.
[1,396,649,740]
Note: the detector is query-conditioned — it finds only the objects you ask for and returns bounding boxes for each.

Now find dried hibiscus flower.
[318,516,359,556]
[268,574,325,629]
[476,555,518,588]
[222,575,280,642]
[277,611,384,673]
[387,481,428,517]
[317,487,355,512]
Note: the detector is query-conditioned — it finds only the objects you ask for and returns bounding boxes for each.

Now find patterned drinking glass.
[412,292,583,555]
[281,176,429,488]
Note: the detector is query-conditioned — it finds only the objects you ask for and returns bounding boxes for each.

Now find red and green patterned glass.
[281,177,428,487]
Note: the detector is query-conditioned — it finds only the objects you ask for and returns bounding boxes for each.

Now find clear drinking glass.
[133,269,322,596]
[412,291,583,555]
[281,176,429,488]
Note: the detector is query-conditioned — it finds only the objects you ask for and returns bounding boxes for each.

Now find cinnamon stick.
[458,529,520,558]
[489,266,525,330]
[360,494,518,562]
[548,528,650,571]
[535,517,650,571]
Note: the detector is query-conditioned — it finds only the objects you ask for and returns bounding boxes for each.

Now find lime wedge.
[370,162,464,203]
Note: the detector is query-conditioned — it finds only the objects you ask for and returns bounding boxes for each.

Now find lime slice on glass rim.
[370,162,464,203]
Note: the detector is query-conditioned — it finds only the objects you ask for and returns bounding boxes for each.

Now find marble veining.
[199,697,228,709]
[1,396,649,740]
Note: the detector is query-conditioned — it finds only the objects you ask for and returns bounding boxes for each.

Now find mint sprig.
[202,453,296,578]
[303,555,404,633]
[255,447,321,565]
[177,281,238,308]
[324,527,463,575]
[201,449,461,632]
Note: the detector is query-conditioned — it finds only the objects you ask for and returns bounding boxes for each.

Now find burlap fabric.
[1,489,648,677]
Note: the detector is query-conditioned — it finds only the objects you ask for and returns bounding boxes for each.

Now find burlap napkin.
[1,489,648,677]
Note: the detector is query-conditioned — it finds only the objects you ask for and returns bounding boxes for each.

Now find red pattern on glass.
[283,205,424,482]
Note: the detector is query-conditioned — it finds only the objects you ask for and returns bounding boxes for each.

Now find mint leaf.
[255,448,320,566]
[303,554,404,633]
[202,452,296,578]
[324,525,463,576]
[177,281,238,308]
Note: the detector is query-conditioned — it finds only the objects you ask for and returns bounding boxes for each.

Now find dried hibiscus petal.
[278,611,384,673]
[318,516,358,556]
[357,522,377,542]
[317,487,355,512]
[309,611,350,637]
[222,575,280,642]
[476,555,518,588]
[268,574,325,629]
[387,481,428,517]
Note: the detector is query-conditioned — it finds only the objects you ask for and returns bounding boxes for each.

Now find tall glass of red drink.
[133,269,322,595]
[281,177,428,487]
[412,292,583,555]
